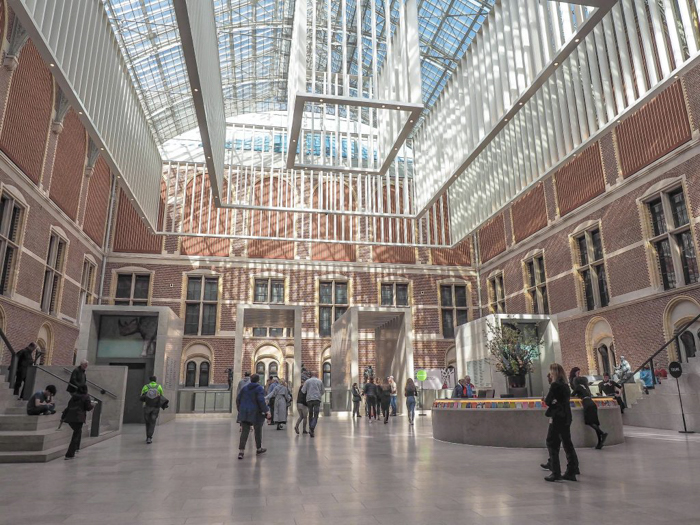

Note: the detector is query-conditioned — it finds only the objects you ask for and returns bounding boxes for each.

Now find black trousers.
[66,422,83,458]
[239,421,263,450]
[366,396,377,418]
[12,369,27,397]
[381,401,391,422]
[307,400,321,430]
[546,420,579,476]
[352,399,361,417]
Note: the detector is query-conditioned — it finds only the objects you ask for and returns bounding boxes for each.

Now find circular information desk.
[432,397,624,448]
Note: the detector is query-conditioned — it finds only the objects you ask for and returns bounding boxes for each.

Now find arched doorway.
[37,323,54,365]
[664,296,700,362]
[181,343,214,387]
[253,344,283,384]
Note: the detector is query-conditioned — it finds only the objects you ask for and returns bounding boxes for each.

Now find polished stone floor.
[1,415,699,525]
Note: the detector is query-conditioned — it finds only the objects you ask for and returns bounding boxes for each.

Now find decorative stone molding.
[51,89,71,134]
[84,139,100,177]
[3,18,29,71]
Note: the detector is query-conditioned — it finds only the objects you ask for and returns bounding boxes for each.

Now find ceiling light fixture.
[194,88,199,92]
[554,62,559,66]
[49,63,55,67]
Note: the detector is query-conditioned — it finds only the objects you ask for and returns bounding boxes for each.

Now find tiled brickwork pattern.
[478,214,506,263]
[112,189,162,254]
[83,157,111,246]
[431,237,472,266]
[616,81,691,179]
[0,42,52,185]
[511,183,547,243]
[554,142,605,216]
[49,109,86,221]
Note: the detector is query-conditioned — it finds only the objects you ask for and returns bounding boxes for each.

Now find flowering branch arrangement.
[486,321,542,378]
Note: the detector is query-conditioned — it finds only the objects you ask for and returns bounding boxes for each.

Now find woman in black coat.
[351,383,362,418]
[543,363,579,482]
[61,385,94,460]
[379,381,392,424]
[572,376,607,449]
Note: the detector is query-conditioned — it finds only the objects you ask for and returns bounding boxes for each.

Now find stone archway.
[180,342,214,386]
[37,322,54,365]
[253,343,284,383]
[664,296,700,361]
[585,317,615,376]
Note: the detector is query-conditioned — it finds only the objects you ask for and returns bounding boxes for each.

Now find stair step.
[0,429,120,463]
[0,413,61,431]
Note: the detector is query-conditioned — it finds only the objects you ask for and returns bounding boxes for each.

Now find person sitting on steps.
[26,385,57,415]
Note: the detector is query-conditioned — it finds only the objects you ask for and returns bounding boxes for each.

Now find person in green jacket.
[140,376,163,444]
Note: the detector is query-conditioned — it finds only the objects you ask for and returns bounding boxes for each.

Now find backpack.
[142,383,160,407]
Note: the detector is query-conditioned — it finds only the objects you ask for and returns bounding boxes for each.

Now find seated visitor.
[462,376,475,398]
[598,373,626,413]
[639,365,656,394]
[26,385,57,415]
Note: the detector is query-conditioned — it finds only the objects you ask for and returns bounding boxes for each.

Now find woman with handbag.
[543,363,579,482]
[351,383,362,418]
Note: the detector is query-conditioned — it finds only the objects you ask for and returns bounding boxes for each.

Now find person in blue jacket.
[236,373,270,459]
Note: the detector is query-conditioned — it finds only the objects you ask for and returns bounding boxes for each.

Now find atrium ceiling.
[102,0,494,147]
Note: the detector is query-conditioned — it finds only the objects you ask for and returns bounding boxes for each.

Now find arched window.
[256,361,266,377]
[596,345,611,377]
[185,362,196,387]
[199,362,210,387]
[680,331,696,359]
[323,361,331,388]
[269,361,278,378]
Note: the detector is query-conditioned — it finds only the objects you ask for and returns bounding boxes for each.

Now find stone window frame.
[570,222,610,312]
[0,185,27,297]
[379,279,410,307]
[249,273,290,337]
[318,278,349,338]
[438,279,471,339]
[112,267,154,306]
[184,271,221,336]
[522,251,550,315]
[41,228,69,315]
[486,271,506,314]
[639,179,699,292]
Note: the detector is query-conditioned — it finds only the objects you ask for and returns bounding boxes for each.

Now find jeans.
[406,396,416,421]
[239,421,263,450]
[295,404,309,432]
[366,396,377,419]
[546,420,579,476]
[66,422,83,458]
[27,404,55,416]
[390,395,397,415]
[307,400,321,431]
[143,406,159,439]
[352,399,361,417]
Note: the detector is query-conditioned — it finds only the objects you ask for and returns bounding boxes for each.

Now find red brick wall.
[180,176,231,257]
[554,142,605,216]
[616,81,691,179]
[478,214,506,263]
[49,109,86,221]
[112,189,162,254]
[83,156,111,246]
[511,183,547,243]
[431,237,472,266]
[0,41,52,185]
[248,178,294,259]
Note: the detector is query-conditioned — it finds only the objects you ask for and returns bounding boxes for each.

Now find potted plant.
[486,321,541,396]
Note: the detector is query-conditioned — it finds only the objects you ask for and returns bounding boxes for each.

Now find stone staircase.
[0,379,119,463]
[623,356,700,432]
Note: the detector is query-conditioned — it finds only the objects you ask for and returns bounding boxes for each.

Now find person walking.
[266,378,279,425]
[405,378,418,425]
[67,360,88,395]
[140,376,163,444]
[379,379,392,424]
[266,379,292,430]
[61,385,94,460]
[388,376,398,416]
[351,382,362,418]
[237,372,251,397]
[543,363,579,482]
[572,376,607,449]
[236,374,269,459]
[301,371,325,437]
[13,342,36,398]
[295,379,309,434]
[363,376,378,421]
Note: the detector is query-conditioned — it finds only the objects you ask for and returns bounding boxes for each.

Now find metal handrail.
[61,367,117,398]
[621,312,700,388]
[34,365,104,438]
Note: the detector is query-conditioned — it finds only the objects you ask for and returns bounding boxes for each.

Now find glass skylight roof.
[103,0,494,147]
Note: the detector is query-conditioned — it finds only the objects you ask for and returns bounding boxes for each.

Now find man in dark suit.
[13,342,37,398]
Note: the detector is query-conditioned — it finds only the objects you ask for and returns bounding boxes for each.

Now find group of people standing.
[235,371,326,459]
[351,376,419,425]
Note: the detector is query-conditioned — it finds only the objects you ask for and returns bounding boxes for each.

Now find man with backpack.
[140,376,163,444]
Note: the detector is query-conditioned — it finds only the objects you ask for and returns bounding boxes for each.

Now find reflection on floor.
[0,415,698,525]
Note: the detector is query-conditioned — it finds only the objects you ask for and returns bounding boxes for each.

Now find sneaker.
[238,452,244,460]
[562,472,578,482]
[294,426,300,435]
[303,431,308,435]
[64,456,74,461]
[310,431,315,438]
[146,438,152,444]
[544,473,562,482]
[540,462,551,471]
[256,448,267,455]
